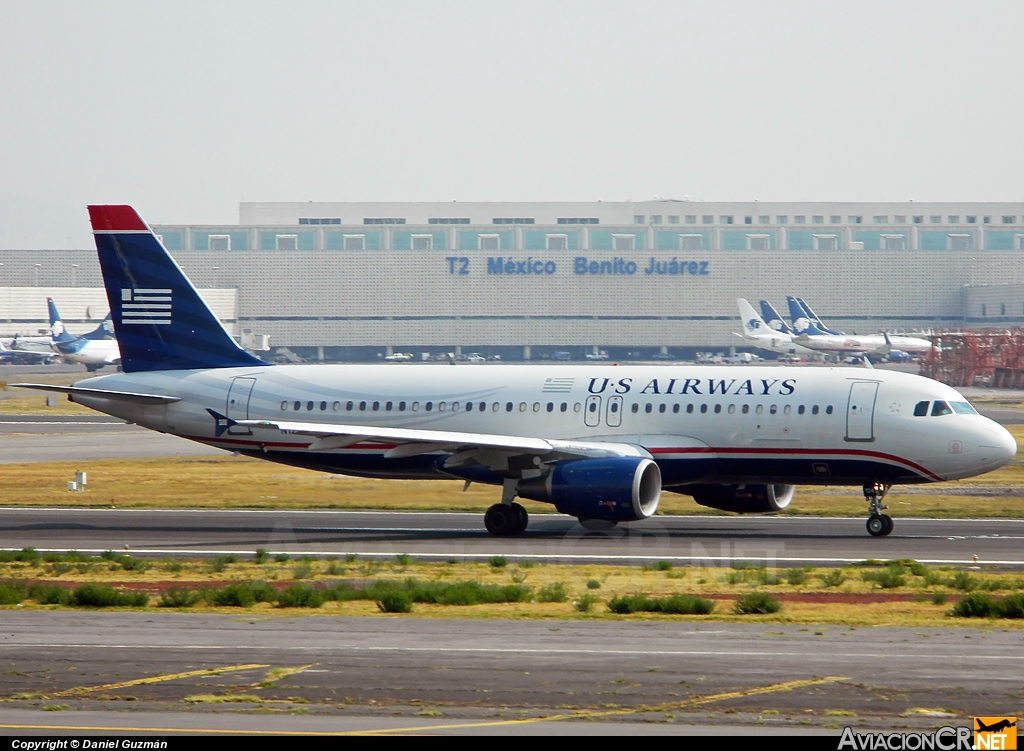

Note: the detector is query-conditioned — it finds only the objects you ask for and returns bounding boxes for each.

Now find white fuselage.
[795,332,934,355]
[68,364,1015,488]
[54,338,121,367]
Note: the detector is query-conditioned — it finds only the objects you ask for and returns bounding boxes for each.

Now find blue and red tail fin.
[88,205,266,372]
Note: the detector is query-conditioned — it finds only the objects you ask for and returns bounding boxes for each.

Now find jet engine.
[517,457,662,522]
[687,483,795,514]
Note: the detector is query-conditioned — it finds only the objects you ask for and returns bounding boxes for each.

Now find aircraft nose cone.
[980,424,1017,469]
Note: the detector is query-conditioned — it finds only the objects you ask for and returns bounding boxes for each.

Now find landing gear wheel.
[881,514,894,536]
[485,503,518,537]
[578,517,618,531]
[511,503,529,534]
[867,514,888,537]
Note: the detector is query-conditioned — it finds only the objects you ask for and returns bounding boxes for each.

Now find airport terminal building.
[4,201,1024,360]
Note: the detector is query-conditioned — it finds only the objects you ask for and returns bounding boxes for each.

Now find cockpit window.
[950,401,977,415]
[913,401,930,417]
[931,400,953,416]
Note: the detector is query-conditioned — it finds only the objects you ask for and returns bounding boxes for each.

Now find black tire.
[881,514,894,536]
[511,503,528,534]
[866,514,887,537]
[484,504,516,536]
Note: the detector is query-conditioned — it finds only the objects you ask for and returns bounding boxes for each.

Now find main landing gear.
[863,482,894,537]
[484,502,528,537]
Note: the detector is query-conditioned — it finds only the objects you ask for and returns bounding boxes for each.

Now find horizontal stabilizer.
[12,383,180,404]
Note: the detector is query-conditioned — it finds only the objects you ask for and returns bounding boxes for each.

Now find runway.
[0,612,1015,734]
[1,508,1021,566]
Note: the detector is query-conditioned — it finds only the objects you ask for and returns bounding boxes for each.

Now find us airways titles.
[587,376,797,396]
[444,257,710,276]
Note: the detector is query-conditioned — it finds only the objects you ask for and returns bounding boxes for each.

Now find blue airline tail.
[88,205,266,372]
[786,296,827,335]
[47,298,78,344]
[795,296,842,335]
[82,313,115,341]
[758,300,792,334]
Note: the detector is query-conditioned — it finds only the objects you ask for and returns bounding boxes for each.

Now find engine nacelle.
[688,483,795,514]
[517,457,662,522]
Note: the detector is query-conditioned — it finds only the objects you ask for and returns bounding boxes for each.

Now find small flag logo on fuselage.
[542,377,575,393]
[121,288,172,325]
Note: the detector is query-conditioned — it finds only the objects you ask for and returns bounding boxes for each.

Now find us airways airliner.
[15,206,1017,539]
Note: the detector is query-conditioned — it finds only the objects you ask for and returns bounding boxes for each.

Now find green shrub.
[203,584,256,608]
[862,567,906,589]
[254,549,269,564]
[950,592,997,618]
[159,586,200,608]
[921,570,942,587]
[754,569,780,586]
[586,579,601,590]
[325,561,343,575]
[815,569,847,590]
[950,571,978,592]
[998,593,1024,618]
[733,592,781,614]
[292,563,314,580]
[394,554,412,567]
[162,560,184,573]
[488,556,507,569]
[723,571,745,585]
[786,568,808,586]
[248,580,278,603]
[537,582,568,603]
[573,594,600,612]
[274,554,290,563]
[0,582,27,605]
[376,591,412,613]
[277,583,324,608]
[73,584,148,608]
[29,583,72,605]
[517,560,535,569]
[606,593,714,615]
[932,592,948,605]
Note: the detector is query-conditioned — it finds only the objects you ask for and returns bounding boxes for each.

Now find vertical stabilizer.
[795,296,842,335]
[758,300,792,334]
[47,298,77,344]
[87,205,266,372]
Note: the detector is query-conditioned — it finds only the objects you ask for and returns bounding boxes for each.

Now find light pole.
[212,266,220,288]
[71,264,79,287]
[34,263,41,287]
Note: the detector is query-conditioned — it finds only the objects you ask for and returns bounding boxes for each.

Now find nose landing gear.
[863,482,893,537]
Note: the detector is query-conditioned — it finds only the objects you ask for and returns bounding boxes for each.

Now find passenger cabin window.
[913,401,930,416]
[931,400,953,416]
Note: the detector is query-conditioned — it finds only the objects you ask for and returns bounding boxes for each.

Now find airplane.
[14,205,1017,539]
[785,297,933,358]
[734,299,815,357]
[0,339,58,365]
[48,298,121,372]
[792,296,843,336]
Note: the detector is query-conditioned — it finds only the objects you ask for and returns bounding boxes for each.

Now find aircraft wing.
[233,416,651,466]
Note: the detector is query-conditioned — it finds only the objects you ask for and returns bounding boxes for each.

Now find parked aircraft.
[735,299,815,357]
[786,297,933,357]
[758,300,795,335]
[15,206,1017,538]
[48,298,120,371]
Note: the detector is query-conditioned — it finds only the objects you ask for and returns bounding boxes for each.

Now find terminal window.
[209,235,230,251]
[759,215,770,224]
[633,215,644,224]
[685,215,697,224]
[364,218,406,225]
[744,216,753,224]
[948,216,959,223]
[493,218,534,224]
[794,216,806,224]
[913,216,924,223]
[343,235,365,250]
[478,235,500,251]
[873,216,888,224]
[412,234,433,250]
[847,216,862,224]
[966,216,977,223]
[776,216,788,224]
[830,215,841,223]
[557,218,599,224]
[276,235,297,251]
[812,215,823,224]
[680,234,703,250]
[813,235,837,250]
[894,215,906,223]
[613,234,636,251]
[298,218,341,225]
[882,234,906,251]
[930,216,942,223]
[668,215,679,224]
[1003,216,1017,224]
[719,215,734,224]
[948,234,972,251]
[650,215,662,224]
[746,235,769,251]
[428,218,470,225]
[546,234,568,251]
[702,215,714,224]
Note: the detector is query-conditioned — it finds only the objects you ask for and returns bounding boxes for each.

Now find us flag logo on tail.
[121,288,172,325]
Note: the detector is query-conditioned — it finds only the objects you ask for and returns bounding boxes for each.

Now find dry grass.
[5,556,1023,628]
[0,375,95,416]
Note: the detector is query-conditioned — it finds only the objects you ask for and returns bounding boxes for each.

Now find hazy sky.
[2,0,1024,246]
